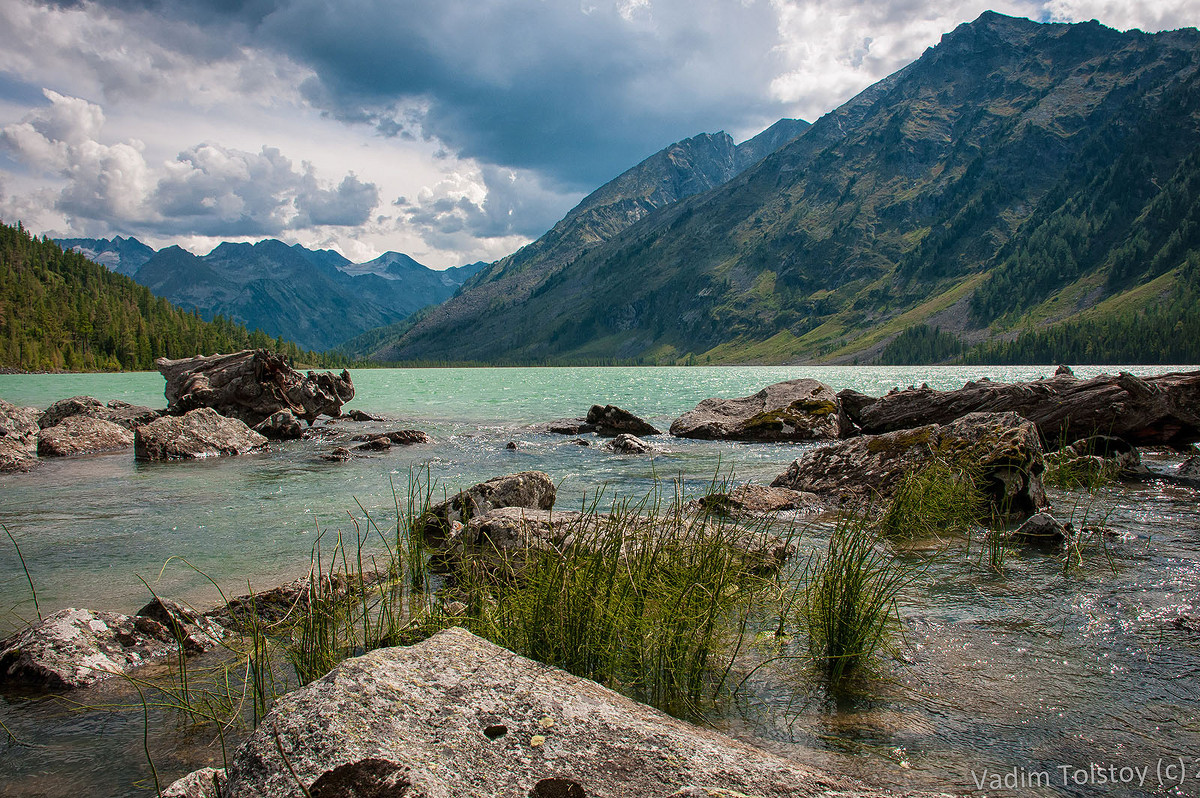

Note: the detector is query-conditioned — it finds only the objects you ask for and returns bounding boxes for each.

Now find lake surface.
[1,365,1198,797]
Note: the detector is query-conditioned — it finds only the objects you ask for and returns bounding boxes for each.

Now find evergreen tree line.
[0,221,347,372]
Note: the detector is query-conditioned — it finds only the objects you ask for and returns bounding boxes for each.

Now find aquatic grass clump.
[877,458,988,540]
[453,483,789,717]
[1043,450,1122,492]
[801,515,915,684]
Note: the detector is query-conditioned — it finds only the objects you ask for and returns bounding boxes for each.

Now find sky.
[2,0,1199,269]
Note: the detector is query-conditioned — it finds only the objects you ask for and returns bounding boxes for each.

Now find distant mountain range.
[58,237,484,351]
[353,12,1200,365]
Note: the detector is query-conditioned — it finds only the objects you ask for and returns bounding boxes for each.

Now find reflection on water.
[1,365,1198,796]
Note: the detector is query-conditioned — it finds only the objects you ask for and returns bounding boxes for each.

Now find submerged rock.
[1011,512,1070,546]
[585,404,661,436]
[417,471,557,541]
[605,433,654,454]
[529,418,596,435]
[0,602,224,690]
[671,379,843,441]
[350,429,434,445]
[344,409,380,422]
[772,411,1047,520]
[156,349,354,426]
[169,627,926,798]
[134,407,268,461]
[253,410,303,441]
[38,396,160,431]
[319,446,353,462]
[0,398,42,473]
[37,415,135,457]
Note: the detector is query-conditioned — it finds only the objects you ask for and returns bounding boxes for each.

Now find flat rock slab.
[0,601,224,690]
[135,408,268,461]
[772,411,1047,519]
[156,349,354,426]
[671,379,843,441]
[38,415,135,457]
[178,627,945,798]
[840,370,1200,448]
[0,398,41,473]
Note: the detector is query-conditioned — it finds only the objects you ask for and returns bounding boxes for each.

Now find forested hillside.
[0,221,341,371]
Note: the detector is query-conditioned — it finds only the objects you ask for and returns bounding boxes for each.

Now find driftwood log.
[156,350,354,426]
[838,370,1200,449]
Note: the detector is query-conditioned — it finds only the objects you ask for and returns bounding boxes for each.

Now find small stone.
[539,716,555,729]
[530,735,546,747]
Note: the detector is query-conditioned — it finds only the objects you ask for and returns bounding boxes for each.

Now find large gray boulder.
[586,404,661,436]
[38,395,160,431]
[156,349,354,426]
[0,600,224,690]
[417,471,557,540]
[37,415,135,457]
[134,407,268,461]
[0,398,41,472]
[772,411,1047,520]
[168,627,942,798]
[670,379,843,441]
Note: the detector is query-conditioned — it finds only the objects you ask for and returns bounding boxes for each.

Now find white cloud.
[1,90,379,238]
[1045,0,1200,31]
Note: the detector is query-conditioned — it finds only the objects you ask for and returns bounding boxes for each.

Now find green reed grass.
[801,514,916,684]
[877,458,988,540]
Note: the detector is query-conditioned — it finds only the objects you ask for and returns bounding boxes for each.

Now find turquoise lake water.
[1,364,1198,797]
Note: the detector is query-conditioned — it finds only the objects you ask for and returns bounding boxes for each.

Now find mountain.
[352,118,809,360]
[55,236,156,277]
[61,238,478,352]
[0,221,337,372]
[364,13,1200,365]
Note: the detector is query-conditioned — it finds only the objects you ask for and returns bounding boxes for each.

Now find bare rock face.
[178,627,939,798]
[37,415,135,457]
[772,411,1047,520]
[417,471,557,541]
[670,379,842,441]
[585,404,661,436]
[605,433,654,454]
[253,410,303,441]
[0,398,41,473]
[156,349,354,427]
[134,407,268,461]
[839,370,1200,448]
[38,395,161,431]
[0,601,224,690]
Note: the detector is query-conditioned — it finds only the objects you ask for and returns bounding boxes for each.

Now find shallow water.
[1,364,1198,797]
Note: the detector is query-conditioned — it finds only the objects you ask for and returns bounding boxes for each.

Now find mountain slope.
[0,221,336,371]
[373,13,1200,365]
[355,118,809,358]
[122,240,475,351]
[56,236,156,276]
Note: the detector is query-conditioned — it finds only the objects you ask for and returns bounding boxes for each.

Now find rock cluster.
[135,408,269,461]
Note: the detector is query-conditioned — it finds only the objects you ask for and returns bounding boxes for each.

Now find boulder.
[344,409,380,422]
[38,395,160,431]
[696,485,825,518]
[37,415,135,457]
[253,410,303,441]
[206,573,383,631]
[156,349,354,426]
[670,379,843,441]
[772,412,1047,520]
[354,436,392,452]
[417,472,557,541]
[585,404,661,437]
[351,430,434,445]
[839,370,1200,448]
[320,446,353,463]
[529,418,596,435]
[0,602,223,690]
[605,434,654,454]
[1010,512,1070,547]
[162,768,224,798]
[0,398,41,473]
[181,627,932,798]
[134,408,268,461]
